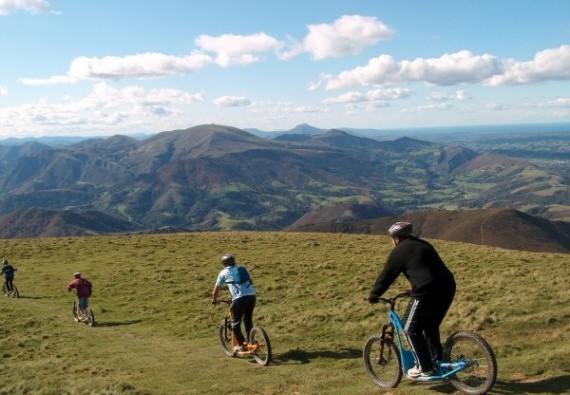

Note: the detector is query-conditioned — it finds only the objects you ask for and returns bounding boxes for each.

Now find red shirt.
[67,278,92,298]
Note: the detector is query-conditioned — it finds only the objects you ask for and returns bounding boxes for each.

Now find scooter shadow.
[94,319,142,327]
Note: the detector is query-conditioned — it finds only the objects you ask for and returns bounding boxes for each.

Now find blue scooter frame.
[363,292,497,394]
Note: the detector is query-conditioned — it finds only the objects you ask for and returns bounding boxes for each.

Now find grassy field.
[0,232,568,395]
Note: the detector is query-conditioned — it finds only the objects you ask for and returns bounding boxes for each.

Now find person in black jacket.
[368,221,456,378]
[1,259,17,294]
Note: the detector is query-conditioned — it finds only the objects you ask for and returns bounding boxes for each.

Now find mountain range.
[0,123,567,252]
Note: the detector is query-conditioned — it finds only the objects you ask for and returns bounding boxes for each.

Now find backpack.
[225,266,253,287]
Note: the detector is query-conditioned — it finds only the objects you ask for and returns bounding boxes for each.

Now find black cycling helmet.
[388,221,413,238]
[2,259,8,265]
[221,253,235,266]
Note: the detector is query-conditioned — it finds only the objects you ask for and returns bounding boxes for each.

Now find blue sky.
[1,0,569,138]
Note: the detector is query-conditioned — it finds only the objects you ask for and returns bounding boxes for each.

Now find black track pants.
[401,294,454,372]
[230,295,256,345]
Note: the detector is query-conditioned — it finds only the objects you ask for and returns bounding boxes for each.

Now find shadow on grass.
[489,375,570,394]
[94,319,142,327]
[15,295,47,299]
[272,347,361,365]
[426,375,570,394]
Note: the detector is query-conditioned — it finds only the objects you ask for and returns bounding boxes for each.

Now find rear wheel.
[86,308,95,326]
[443,331,497,395]
[363,336,402,388]
[218,321,234,357]
[249,327,271,366]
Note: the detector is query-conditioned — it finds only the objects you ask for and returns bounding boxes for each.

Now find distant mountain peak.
[286,124,325,135]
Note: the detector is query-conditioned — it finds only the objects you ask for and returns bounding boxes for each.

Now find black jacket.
[369,236,455,301]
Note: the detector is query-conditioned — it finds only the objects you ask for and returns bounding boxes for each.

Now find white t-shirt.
[216,265,256,300]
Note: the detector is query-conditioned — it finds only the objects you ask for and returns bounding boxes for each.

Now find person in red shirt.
[67,272,93,320]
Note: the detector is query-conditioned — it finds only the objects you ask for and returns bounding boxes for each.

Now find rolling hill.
[0,207,135,238]
[287,208,570,253]
[0,124,567,238]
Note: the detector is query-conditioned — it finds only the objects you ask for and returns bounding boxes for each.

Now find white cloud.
[485,103,507,111]
[0,85,7,95]
[21,52,213,85]
[196,33,280,67]
[302,15,394,60]
[20,75,79,86]
[428,90,471,102]
[485,45,570,86]
[17,14,393,87]
[400,51,500,85]
[69,52,213,80]
[552,97,570,107]
[324,51,501,89]
[214,96,251,107]
[0,0,56,15]
[400,103,453,114]
[323,54,399,89]
[323,87,412,104]
[323,91,366,104]
[0,82,204,135]
[280,105,323,114]
[249,101,325,115]
[367,87,413,100]
[323,45,570,91]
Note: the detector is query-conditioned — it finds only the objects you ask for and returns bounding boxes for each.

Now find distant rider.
[67,272,93,320]
[211,253,256,353]
[1,259,17,294]
[368,222,456,378]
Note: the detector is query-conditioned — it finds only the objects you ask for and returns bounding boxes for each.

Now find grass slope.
[0,232,568,394]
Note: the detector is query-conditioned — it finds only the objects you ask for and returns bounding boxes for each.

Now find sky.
[1,0,570,138]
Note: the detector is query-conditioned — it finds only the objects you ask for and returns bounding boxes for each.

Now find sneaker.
[232,345,244,353]
[407,366,434,378]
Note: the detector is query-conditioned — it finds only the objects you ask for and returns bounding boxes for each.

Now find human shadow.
[272,347,362,365]
[16,295,46,300]
[489,375,570,394]
[94,319,142,327]
[426,374,570,394]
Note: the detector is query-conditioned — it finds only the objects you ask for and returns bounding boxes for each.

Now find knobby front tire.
[249,326,272,366]
[443,331,497,395]
[363,335,403,388]
[219,322,234,357]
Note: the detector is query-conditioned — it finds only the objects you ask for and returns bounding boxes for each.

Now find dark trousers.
[402,293,454,372]
[5,278,13,292]
[230,295,256,345]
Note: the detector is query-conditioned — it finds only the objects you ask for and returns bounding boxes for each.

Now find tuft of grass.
[0,232,568,394]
